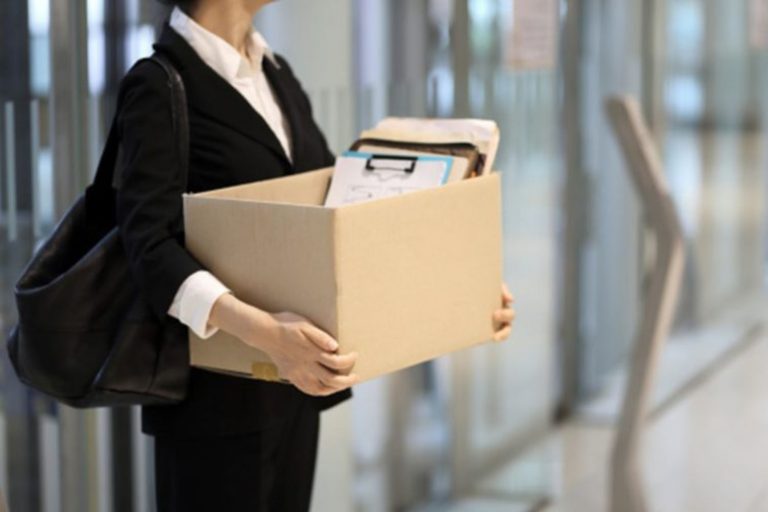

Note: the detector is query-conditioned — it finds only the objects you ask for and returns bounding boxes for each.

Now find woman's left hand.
[492,283,516,341]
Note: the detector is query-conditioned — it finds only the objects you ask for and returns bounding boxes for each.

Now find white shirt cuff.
[167,270,231,339]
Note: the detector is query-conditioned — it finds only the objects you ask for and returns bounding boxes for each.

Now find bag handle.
[91,53,189,194]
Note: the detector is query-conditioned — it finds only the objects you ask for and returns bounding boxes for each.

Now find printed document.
[324,151,453,207]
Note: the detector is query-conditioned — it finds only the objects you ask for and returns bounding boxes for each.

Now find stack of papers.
[323,117,500,207]
[360,118,500,175]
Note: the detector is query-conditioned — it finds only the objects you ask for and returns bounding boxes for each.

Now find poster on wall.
[750,0,768,49]
[505,0,558,70]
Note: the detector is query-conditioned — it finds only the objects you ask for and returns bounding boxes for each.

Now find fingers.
[274,312,339,353]
[493,325,512,342]
[302,324,339,352]
[315,382,347,397]
[291,368,359,397]
[314,365,359,390]
[291,375,320,396]
[492,300,516,342]
[493,307,516,325]
[501,283,514,305]
[318,351,358,373]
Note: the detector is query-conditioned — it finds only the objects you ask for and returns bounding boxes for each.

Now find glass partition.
[1,0,765,511]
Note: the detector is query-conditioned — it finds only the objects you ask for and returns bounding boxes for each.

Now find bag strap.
[91,53,189,193]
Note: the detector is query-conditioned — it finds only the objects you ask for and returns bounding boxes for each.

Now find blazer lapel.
[153,25,292,167]
[263,58,302,170]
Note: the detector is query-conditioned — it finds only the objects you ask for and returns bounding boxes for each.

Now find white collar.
[169,7,279,82]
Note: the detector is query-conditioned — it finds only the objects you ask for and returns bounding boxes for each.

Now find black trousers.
[153,398,320,512]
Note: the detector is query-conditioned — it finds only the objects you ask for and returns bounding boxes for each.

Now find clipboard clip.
[365,154,417,174]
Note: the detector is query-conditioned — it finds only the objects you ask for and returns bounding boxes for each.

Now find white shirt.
[167,7,292,338]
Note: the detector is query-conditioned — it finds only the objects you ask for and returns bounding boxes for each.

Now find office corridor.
[424,321,768,512]
[1,1,767,510]
[545,326,768,511]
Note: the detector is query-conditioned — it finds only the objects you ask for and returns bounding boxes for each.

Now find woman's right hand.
[209,294,359,396]
[262,311,359,396]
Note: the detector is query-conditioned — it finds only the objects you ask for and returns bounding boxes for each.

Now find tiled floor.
[578,293,768,425]
[473,331,768,512]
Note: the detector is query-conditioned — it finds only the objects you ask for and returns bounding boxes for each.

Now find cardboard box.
[183,167,502,383]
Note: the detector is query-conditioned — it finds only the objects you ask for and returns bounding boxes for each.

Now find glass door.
[1,1,166,511]
[1,0,48,509]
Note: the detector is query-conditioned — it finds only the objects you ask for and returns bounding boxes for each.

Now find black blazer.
[116,24,350,439]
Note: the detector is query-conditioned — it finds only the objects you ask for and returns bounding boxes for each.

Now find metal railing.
[606,96,685,512]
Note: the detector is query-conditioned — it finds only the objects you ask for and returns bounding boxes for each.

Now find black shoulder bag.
[6,54,191,408]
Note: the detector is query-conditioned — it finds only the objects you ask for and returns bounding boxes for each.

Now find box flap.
[188,167,334,206]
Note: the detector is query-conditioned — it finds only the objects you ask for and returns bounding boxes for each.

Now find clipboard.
[353,143,472,183]
[350,138,481,180]
[323,151,454,207]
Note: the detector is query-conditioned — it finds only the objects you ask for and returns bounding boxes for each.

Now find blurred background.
[1,0,767,510]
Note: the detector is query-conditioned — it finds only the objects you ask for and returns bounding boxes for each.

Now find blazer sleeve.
[115,61,204,320]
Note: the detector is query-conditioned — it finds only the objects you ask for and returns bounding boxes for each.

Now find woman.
[117,0,516,510]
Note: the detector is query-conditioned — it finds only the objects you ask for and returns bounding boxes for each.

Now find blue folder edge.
[341,150,454,185]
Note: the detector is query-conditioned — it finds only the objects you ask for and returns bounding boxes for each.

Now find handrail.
[605,96,685,512]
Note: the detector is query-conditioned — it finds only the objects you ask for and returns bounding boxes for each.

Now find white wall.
[255,0,353,90]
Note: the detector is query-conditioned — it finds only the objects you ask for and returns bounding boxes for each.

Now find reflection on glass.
[28,0,50,95]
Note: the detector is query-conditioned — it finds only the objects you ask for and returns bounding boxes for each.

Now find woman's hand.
[492,283,516,341]
[208,294,359,396]
[265,311,359,396]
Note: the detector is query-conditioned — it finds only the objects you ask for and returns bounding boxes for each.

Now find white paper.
[324,152,452,207]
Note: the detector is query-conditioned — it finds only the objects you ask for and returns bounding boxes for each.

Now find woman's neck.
[187,1,259,57]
